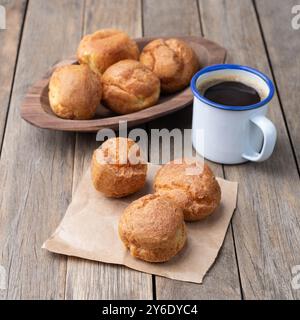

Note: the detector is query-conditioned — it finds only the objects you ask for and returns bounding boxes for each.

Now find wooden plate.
[21,36,226,132]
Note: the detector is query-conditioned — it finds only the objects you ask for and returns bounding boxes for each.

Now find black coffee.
[203,81,261,107]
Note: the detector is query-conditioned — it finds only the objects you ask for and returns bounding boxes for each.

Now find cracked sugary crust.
[101,59,160,114]
[77,29,140,75]
[154,159,221,221]
[119,194,187,262]
[48,64,102,120]
[91,138,147,198]
[140,38,200,93]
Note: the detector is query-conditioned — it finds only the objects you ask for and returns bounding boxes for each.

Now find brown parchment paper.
[43,164,238,284]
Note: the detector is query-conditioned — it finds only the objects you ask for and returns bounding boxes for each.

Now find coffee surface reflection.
[202,81,261,107]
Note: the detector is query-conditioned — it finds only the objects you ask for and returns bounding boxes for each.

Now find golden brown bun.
[77,29,140,75]
[48,64,101,120]
[102,59,160,114]
[140,38,199,93]
[91,137,147,198]
[119,194,186,262]
[154,159,221,221]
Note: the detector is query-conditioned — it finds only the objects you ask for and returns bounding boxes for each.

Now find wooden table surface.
[0,0,300,300]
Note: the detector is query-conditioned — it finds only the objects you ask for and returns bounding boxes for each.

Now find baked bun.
[91,137,147,197]
[48,64,101,120]
[140,38,199,93]
[102,59,160,114]
[154,159,221,221]
[77,29,139,75]
[119,194,186,262]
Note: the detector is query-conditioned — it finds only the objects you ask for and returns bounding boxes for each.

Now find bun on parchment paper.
[118,193,187,262]
[154,159,221,221]
[91,137,147,198]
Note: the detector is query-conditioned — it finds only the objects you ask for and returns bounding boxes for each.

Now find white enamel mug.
[191,64,276,164]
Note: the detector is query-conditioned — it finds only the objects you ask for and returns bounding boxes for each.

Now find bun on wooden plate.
[91,137,147,198]
[154,159,221,221]
[102,59,160,114]
[140,38,199,93]
[77,29,140,75]
[48,64,102,120]
[119,194,187,262]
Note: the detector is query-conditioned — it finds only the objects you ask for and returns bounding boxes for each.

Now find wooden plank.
[199,0,300,299]
[0,0,27,148]
[143,0,241,300]
[0,0,83,299]
[64,0,153,300]
[254,0,300,167]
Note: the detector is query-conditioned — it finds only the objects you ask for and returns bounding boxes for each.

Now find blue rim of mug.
[190,64,275,111]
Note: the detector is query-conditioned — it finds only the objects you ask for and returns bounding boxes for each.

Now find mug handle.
[242,115,277,162]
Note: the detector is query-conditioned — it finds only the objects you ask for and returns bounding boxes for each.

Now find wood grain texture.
[255,0,300,167]
[199,0,300,299]
[64,0,153,300]
[143,0,241,300]
[0,0,27,148]
[20,37,225,132]
[0,0,298,301]
[0,0,84,299]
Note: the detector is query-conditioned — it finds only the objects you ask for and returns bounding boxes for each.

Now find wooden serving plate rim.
[20,36,226,132]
